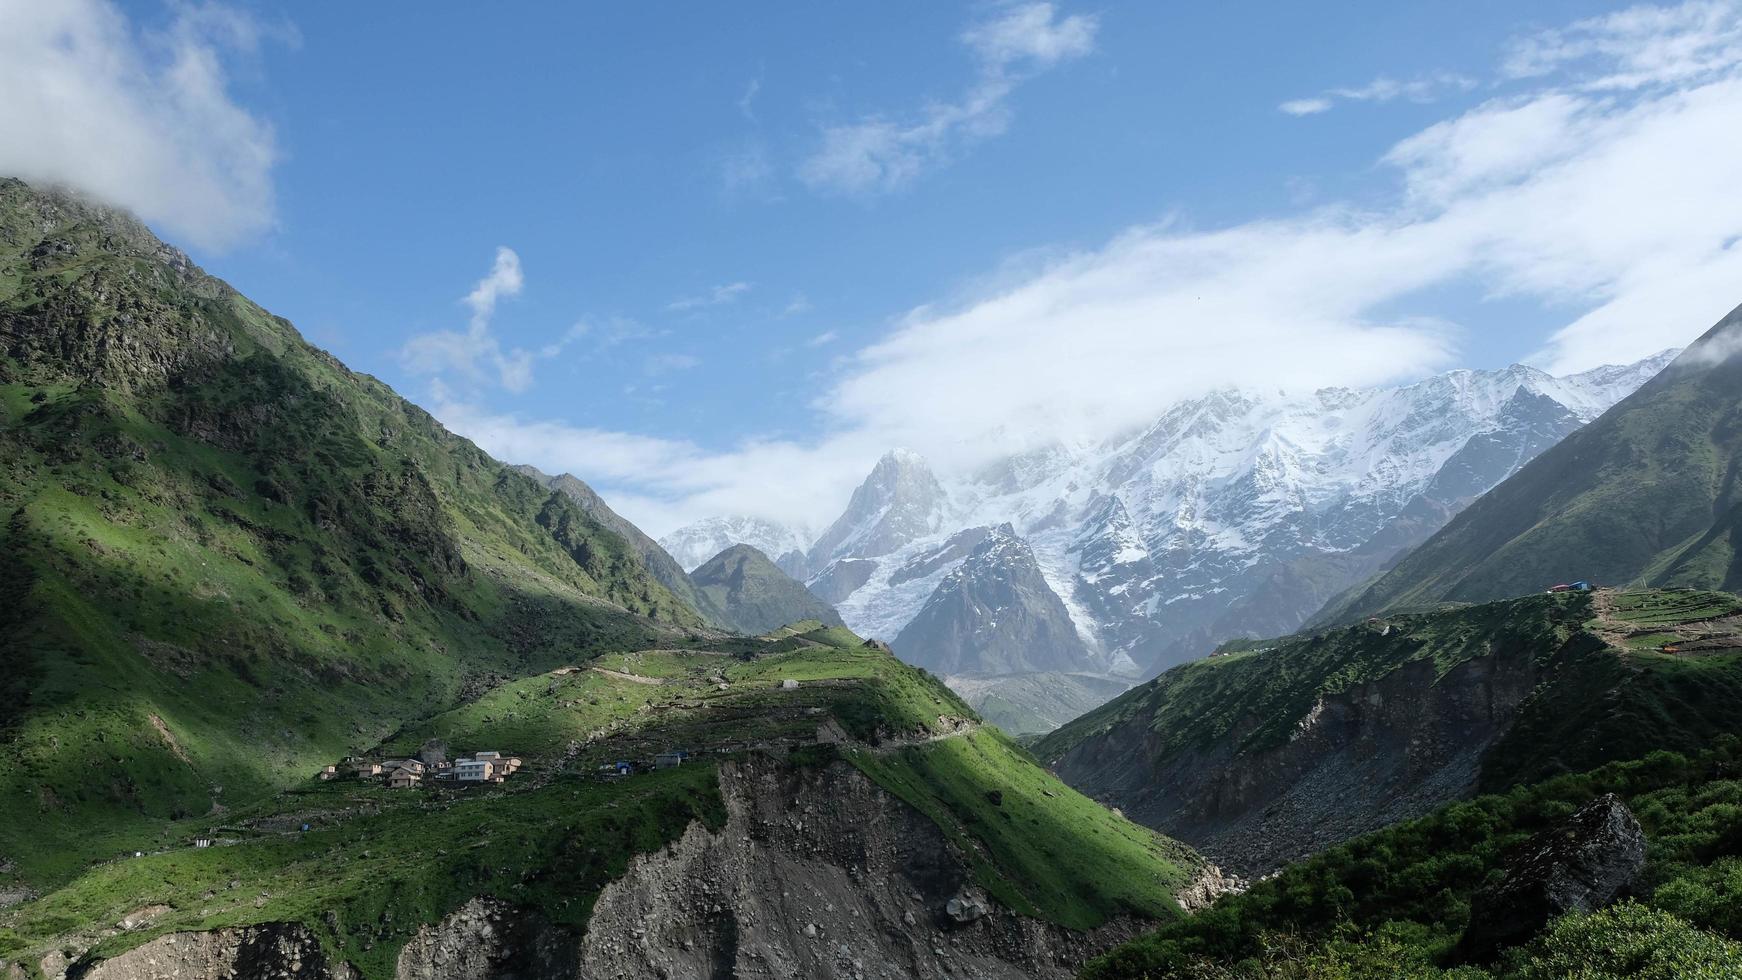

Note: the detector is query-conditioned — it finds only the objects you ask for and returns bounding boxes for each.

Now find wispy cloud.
[644,352,702,376]
[1502,0,1742,88]
[1279,71,1477,116]
[400,247,539,394]
[806,330,840,348]
[666,281,753,312]
[0,0,288,250]
[799,2,1096,195]
[738,76,761,121]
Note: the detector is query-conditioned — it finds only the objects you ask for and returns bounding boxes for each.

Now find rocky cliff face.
[574,757,1144,980]
[1049,640,1543,875]
[395,899,576,980]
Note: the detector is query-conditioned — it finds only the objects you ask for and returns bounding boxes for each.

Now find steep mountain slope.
[1331,302,1742,620]
[1035,589,1742,876]
[670,356,1669,693]
[2,625,1213,980]
[516,465,728,627]
[0,178,698,885]
[1085,741,1742,978]
[687,543,845,634]
[893,524,1092,675]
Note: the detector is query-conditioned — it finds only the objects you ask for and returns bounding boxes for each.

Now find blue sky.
[3,1,1739,533]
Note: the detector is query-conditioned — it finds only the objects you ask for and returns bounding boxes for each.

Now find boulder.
[1458,793,1646,961]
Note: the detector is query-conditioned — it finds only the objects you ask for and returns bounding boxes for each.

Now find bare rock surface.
[1457,793,1646,961]
[1053,648,1539,875]
[65,922,355,980]
[574,757,1144,979]
[395,897,576,980]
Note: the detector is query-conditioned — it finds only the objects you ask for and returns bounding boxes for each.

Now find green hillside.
[1038,590,1742,795]
[1082,741,1742,979]
[0,625,1202,978]
[0,178,702,886]
[1328,303,1742,620]
[688,542,846,634]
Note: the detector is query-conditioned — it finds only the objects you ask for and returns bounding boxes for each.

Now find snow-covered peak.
[807,449,950,565]
[658,515,813,573]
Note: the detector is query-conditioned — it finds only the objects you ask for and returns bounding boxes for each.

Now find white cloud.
[1279,97,1334,116]
[806,330,840,347]
[1279,72,1476,115]
[437,0,1742,536]
[0,0,282,251]
[666,281,753,311]
[1502,0,1742,88]
[644,352,702,375]
[400,247,540,394]
[799,2,1096,194]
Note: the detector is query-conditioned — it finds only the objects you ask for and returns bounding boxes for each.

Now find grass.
[1036,593,1590,767]
[0,179,703,887]
[0,767,725,979]
[848,729,1196,930]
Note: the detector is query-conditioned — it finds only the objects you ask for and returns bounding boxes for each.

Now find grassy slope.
[1,627,1201,978]
[1038,590,1742,805]
[1330,306,1742,622]
[1081,742,1742,978]
[0,180,701,887]
[1036,594,1588,770]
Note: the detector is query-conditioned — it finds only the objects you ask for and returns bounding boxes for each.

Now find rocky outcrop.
[394,898,576,980]
[65,923,354,980]
[575,757,1144,980]
[1051,648,1540,875]
[1458,794,1646,962]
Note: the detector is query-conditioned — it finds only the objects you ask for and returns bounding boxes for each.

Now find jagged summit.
[806,448,949,568]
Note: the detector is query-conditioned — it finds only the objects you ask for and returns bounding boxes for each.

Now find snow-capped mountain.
[659,515,813,578]
[893,523,1094,676]
[670,352,1677,694]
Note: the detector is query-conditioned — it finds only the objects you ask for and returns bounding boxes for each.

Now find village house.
[318,765,338,781]
[455,757,495,782]
[387,768,422,790]
[351,761,383,778]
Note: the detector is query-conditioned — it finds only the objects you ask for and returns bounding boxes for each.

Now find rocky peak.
[893,523,1094,676]
[807,449,948,566]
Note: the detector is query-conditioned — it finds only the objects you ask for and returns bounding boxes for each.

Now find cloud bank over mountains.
[440,1,1742,536]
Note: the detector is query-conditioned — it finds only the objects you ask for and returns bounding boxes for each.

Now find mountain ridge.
[1327,303,1742,620]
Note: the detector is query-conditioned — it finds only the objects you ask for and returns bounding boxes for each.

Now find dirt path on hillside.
[591,667,666,686]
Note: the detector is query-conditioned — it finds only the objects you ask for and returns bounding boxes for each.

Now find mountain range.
[663,352,1673,729]
[1326,302,1742,620]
